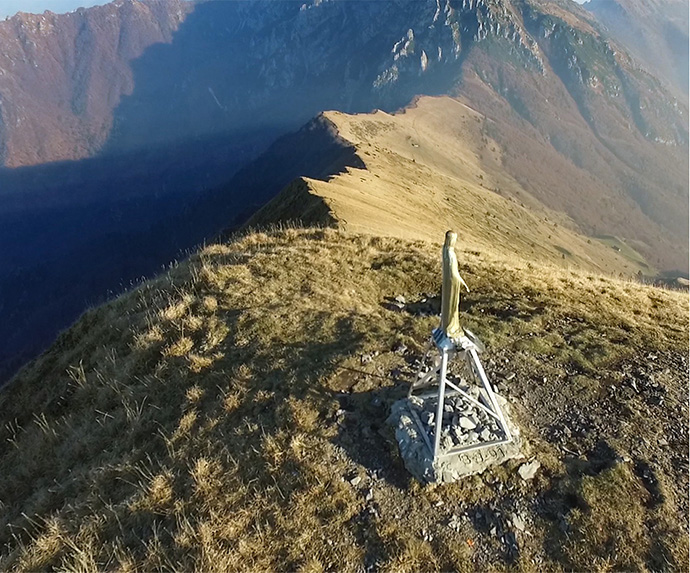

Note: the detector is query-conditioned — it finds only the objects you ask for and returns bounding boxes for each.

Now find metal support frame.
[409,328,513,460]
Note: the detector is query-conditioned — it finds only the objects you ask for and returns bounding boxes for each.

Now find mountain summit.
[0,226,687,571]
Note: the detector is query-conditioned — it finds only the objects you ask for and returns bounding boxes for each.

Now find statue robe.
[441,233,463,339]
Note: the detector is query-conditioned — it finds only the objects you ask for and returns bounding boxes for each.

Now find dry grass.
[250,97,659,277]
[0,227,687,571]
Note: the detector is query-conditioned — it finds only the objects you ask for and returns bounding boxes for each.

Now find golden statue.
[440,230,470,339]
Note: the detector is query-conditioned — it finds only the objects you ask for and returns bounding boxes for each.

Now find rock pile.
[388,393,523,483]
[409,392,505,453]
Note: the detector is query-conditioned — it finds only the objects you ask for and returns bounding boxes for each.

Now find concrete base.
[387,395,523,484]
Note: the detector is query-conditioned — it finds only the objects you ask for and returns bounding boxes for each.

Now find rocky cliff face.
[0,0,686,167]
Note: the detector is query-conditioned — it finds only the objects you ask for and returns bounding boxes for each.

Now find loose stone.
[518,460,541,481]
[392,341,407,354]
[441,434,454,451]
[511,513,526,532]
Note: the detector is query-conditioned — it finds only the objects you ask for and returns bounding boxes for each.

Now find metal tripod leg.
[433,347,449,459]
[467,347,512,441]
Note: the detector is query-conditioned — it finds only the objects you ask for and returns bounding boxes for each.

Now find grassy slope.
[249,97,656,277]
[0,228,687,572]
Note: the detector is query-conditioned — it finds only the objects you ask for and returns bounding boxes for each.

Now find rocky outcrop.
[1,0,684,169]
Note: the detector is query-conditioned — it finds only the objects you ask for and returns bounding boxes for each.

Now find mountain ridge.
[245,95,687,273]
[0,0,687,382]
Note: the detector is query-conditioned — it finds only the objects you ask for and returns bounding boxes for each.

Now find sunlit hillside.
[0,225,687,571]
[251,96,656,277]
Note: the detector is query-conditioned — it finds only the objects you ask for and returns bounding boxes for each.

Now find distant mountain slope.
[0,0,686,170]
[586,0,689,99]
[0,0,192,167]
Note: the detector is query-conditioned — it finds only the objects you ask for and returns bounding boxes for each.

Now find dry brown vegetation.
[0,227,687,571]
[250,97,666,277]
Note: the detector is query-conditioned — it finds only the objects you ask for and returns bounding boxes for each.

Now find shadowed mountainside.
[0,116,364,384]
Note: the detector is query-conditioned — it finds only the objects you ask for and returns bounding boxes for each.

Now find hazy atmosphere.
[1,0,119,18]
[0,0,588,19]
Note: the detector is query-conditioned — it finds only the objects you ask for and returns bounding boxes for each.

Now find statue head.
[444,230,457,249]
